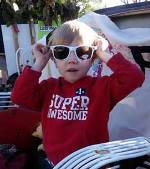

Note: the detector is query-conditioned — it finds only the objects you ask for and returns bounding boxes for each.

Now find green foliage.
[0,0,94,26]
[1,0,17,26]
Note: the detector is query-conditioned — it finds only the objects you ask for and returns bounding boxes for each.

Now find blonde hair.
[48,20,98,46]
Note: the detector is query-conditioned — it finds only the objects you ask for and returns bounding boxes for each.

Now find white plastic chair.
[54,137,150,169]
[0,92,18,109]
[15,47,33,75]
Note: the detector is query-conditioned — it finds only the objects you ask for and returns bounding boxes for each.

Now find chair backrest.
[129,46,150,72]
[54,137,150,169]
[0,92,17,109]
[15,47,33,75]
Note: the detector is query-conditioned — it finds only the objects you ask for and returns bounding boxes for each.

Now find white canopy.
[78,12,150,46]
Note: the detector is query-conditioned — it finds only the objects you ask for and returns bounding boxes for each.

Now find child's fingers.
[95,40,102,56]
[94,39,101,48]
[102,38,109,51]
[36,44,49,54]
[95,37,109,51]
[33,43,48,54]
[40,46,49,54]
[33,43,44,51]
[95,38,110,60]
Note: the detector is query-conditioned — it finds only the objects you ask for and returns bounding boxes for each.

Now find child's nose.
[67,50,78,64]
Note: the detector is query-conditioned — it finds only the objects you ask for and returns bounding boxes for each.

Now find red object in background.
[0,108,41,151]
[12,24,19,33]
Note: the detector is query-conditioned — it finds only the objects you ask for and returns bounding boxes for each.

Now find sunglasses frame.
[48,45,97,61]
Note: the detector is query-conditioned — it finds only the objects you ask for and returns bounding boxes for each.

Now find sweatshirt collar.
[59,76,93,88]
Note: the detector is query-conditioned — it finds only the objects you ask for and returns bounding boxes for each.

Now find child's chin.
[66,77,80,83]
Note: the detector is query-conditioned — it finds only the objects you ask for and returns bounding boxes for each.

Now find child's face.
[54,40,94,83]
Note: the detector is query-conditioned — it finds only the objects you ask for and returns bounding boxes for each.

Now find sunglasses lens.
[76,46,93,60]
[53,46,69,60]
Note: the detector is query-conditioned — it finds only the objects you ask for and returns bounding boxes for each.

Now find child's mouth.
[67,68,78,72]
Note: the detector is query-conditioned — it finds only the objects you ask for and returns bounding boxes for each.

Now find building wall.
[111,13,150,29]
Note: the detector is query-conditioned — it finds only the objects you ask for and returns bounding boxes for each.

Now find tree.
[0,0,94,26]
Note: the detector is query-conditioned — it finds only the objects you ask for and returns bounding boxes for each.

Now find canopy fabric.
[78,12,150,46]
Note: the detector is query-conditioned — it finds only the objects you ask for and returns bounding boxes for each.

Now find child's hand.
[95,37,114,64]
[32,43,52,72]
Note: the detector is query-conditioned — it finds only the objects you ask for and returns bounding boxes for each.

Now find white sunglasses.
[47,45,97,61]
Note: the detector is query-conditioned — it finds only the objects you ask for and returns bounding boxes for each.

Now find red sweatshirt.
[11,53,144,165]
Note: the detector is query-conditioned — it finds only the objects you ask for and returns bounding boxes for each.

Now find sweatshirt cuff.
[107,53,130,72]
[22,66,42,80]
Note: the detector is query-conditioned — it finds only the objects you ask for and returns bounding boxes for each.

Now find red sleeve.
[107,53,145,108]
[11,66,48,111]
